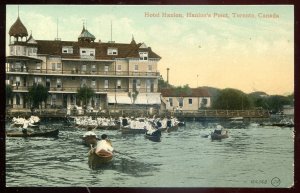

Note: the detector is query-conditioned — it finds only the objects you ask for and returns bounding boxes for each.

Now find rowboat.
[211,130,229,140]
[6,129,59,138]
[88,149,113,169]
[159,125,178,132]
[120,126,147,134]
[144,129,161,142]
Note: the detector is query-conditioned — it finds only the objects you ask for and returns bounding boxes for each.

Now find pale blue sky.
[6,5,294,95]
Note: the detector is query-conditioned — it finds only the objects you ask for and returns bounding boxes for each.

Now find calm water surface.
[6,121,294,187]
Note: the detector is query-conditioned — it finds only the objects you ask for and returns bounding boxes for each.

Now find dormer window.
[139,52,148,61]
[62,46,73,54]
[107,48,118,55]
[80,48,95,59]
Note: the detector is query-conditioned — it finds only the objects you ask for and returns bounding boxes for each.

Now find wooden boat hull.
[98,125,119,130]
[88,149,113,169]
[6,129,59,138]
[211,131,229,140]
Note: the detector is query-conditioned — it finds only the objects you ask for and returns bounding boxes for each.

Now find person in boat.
[22,118,30,135]
[121,115,129,127]
[156,118,162,129]
[95,134,114,154]
[166,117,172,128]
[214,125,223,135]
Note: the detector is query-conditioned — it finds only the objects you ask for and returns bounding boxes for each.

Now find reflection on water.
[6,121,294,187]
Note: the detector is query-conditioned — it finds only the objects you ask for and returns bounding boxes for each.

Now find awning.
[107,94,132,104]
[107,93,161,105]
[6,56,42,62]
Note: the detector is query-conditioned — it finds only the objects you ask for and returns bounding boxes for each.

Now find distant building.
[6,14,161,111]
[160,88,211,112]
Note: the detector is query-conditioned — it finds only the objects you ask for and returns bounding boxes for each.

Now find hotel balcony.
[6,68,160,77]
[10,85,157,94]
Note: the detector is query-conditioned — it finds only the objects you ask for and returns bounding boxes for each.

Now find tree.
[212,88,252,110]
[28,84,49,109]
[76,86,95,107]
[266,95,291,113]
[158,75,173,91]
[6,85,13,106]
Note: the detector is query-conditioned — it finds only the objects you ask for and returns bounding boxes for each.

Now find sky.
[6,5,294,95]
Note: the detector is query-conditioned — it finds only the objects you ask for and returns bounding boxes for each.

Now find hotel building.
[6,15,162,111]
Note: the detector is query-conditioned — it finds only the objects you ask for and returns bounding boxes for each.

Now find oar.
[113,150,135,159]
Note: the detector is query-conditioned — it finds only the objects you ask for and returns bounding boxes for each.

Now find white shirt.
[95,140,114,153]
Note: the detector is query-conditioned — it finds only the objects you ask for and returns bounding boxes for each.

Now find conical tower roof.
[9,17,28,37]
[78,26,96,42]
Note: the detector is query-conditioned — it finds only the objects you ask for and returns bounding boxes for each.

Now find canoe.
[6,129,59,138]
[211,130,229,140]
[88,149,113,169]
[145,129,161,142]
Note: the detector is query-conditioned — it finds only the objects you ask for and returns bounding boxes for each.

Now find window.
[107,48,118,55]
[146,79,151,92]
[16,76,20,86]
[104,65,109,72]
[91,79,96,87]
[16,94,20,105]
[117,64,121,71]
[136,79,141,89]
[56,63,62,69]
[10,47,14,55]
[52,94,57,105]
[104,80,109,89]
[134,64,138,71]
[189,98,193,105]
[82,64,87,71]
[169,98,173,107]
[81,79,87,87]
[139,52,148,61]
[34,77,42,84]
[148,64,152,71]
[117,80,121,89]
[80,48,95,59]
[91,65,96,72]
[52,63,56,71]
[36,63,41,70]
[62,46,73,54]
[57,78,62,88]
[179,98,183,107]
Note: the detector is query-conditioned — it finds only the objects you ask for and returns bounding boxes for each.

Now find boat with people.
[11,115,41,128]
[154,117,179,132]
[6,128,59,138]
[119,117,152,134]
[210,125,229,140]
[88,134,114,169]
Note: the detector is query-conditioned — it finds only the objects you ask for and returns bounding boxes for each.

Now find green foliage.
[212,88,252,110]
[266,95,291,112]
[28,84,49,108]
[158,75,173,90]
[174,84,192,96]
[76,86,95,105]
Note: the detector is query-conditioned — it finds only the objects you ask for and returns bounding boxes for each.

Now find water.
[6,121,294,187]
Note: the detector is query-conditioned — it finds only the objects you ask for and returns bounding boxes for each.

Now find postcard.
[5,4,294,188]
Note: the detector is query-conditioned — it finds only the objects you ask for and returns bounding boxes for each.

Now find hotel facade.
[6,15,162,112]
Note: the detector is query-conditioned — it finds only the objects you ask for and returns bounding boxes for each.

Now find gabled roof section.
[35,40,161,60]
[161,88,211,97]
